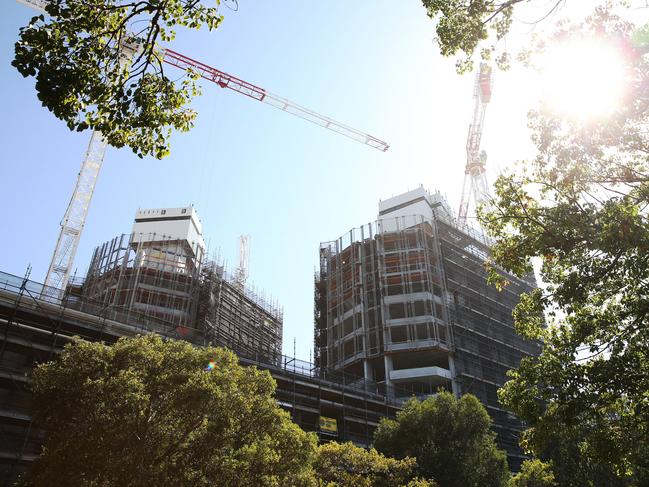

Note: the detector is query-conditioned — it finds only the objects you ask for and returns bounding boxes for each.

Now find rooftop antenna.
[235,235,250,289]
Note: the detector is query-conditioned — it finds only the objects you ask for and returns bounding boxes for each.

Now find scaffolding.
[81,233,203,341]
[0,269,403,485]
[316,215,455,400]
[436,219,539,465]
[315,208,539,469]
[198,259,283,364]
[79,228,284,363]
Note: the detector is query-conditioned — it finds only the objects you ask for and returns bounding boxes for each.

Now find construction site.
[1,0,545,480]
[0,186,540,483]
[0,206,414,484]
[76,207,284,358]
[315,187,540,468]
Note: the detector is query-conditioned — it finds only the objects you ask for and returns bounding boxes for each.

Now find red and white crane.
[457,63,493,226]
[162,50,389,152]
[15,0,389,297]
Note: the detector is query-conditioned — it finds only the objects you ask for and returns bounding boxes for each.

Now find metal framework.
[235,235,250,289]
[199,259,283,362]
[315,203,539,470]
[15,0,45,11]
[42,131,107,298]
[0,268,405,484]
[162,49,390,152]
[435,217,539,467]
[458,63,494,226]
[16,0,389,300]
[316,214,455,401]
[81,233,203,334]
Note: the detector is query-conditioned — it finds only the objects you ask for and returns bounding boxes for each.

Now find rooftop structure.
[78,207,283,358]
[132,206,206,261]
[315,187,540,469]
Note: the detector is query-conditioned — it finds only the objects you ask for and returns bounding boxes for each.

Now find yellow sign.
[319,416,338,434]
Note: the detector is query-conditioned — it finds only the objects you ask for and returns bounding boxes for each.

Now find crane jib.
[161,48,389,152]
[13,0,387,299]
[162,49,267,102]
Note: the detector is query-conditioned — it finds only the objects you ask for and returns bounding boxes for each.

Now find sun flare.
[539,38,628,120]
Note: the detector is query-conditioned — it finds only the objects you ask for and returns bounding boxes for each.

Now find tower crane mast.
[457,63,493,226]
[43,132,107,296]
[14,0,389,298]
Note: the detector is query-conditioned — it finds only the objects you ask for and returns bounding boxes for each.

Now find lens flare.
[205,360,216,371]
[539,37,628,120]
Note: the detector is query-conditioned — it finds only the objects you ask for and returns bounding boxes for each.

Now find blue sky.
[0,0,567,360]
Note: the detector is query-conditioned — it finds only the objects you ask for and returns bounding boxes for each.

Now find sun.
[539,37,629,121]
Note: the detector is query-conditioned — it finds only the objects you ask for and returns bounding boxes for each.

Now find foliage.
[373,392,509,487]
[421,0,529,72]
[13,0,223,159]
[508,460,555,487]
[313,441,435,487]
[420,1,644,72]
[474,7,649,487]
[19,334,317,487]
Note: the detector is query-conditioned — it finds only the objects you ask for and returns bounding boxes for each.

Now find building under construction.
[77,207,283,358]
[0,206,403,483]
[315,187,540,469]
[0,269,405,484]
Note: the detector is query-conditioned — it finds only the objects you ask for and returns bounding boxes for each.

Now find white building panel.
[378,187,454,233]
[131,206,206,260]
[389,366,452,384]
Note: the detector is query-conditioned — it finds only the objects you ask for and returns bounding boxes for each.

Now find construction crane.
[15,0,389,298]
[457,63,493,226]
[162,49,389,152]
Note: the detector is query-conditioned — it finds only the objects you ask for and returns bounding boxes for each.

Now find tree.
[13,0,224,159]
[469,7,649,487]
[421,0,566,72]
[314,441,397,487]
[19,334,317,486]
[420,1,649,484]
[373,392,509,487]
[313,441,435,487]
[508,460,555,487]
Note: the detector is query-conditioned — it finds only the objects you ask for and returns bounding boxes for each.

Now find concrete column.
[363,359,374,382]
[448,355,460,396]
[384,354,394,390]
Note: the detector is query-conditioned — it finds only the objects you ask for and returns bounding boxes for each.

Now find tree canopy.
[20,334,317,486]
[419,2,649,485]
[373,392,509,487]
[13,0,224,159]
[421,1,649,72]
[508,460,556,487]
[422,0,566,72]
[421,0,530,71]
[478,8,649,486]
[313,441,435,487]
[422,0,649,483]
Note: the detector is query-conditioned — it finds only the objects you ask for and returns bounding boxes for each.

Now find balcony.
[389,366,451,385]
